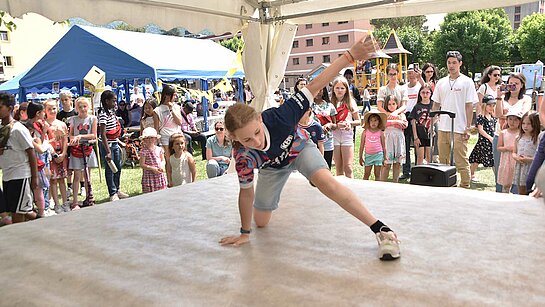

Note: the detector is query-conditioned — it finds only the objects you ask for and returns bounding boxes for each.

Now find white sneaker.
[44,208,57,217]
[376,228,401,261]
[117,191,129,199]
[67,187,73,198]
[110,194,120,202]
[79,186,85,196]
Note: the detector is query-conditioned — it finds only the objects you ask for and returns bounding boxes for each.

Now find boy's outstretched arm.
[306,34,378,97]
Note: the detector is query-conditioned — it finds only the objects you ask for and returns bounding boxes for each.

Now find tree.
[514,13,545,63]
[219,36,243,52]
[114,22,145,33]
[430,9,512,76]
[373,26,432,65]
[0,11,16,31]
[371,16,427,30]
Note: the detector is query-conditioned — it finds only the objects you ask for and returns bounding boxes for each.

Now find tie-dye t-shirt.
[235,89,313,188]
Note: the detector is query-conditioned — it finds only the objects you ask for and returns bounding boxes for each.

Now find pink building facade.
[284,20,372,89]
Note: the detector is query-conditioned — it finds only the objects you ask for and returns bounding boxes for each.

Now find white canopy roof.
[0,0,536,35]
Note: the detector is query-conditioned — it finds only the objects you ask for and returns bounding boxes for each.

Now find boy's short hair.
[0,92,16,108]
[446,50,462,61]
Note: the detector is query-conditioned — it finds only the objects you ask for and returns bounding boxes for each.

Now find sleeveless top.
[364,129,383,154]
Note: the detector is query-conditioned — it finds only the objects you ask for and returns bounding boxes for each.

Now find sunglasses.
[446,50,461,56]
[425,70,434,73]
[388,73,397,76]
[215,127,225,131]
[492,74,501,77]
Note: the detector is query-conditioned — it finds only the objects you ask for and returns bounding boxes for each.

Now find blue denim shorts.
[253,141,328,211]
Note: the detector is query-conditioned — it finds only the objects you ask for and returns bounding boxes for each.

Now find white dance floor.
[0,173,544,306]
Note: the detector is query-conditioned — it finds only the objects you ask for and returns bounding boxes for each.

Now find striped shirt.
[97,108,118,142]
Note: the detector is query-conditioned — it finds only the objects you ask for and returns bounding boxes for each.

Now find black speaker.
[410,164,457,187]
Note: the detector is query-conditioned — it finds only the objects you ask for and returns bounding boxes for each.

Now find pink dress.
[140,146,167,193]
[497,129,518,186]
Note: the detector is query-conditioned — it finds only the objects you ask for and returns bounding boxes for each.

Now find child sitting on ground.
[139,127,167,193]
[167,133,196,187]
[359,110,387,180]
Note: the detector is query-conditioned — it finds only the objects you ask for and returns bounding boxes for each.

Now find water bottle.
[107,159,118,173]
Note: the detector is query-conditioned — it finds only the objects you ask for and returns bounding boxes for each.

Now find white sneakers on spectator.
[376,227,401,261]
[110,194,120,202]
[117,191,129,199]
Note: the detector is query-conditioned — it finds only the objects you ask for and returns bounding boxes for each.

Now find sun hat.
[505,107,524,119]
[482,94,496,105]
[363,109,387,130]
[139,127,160,140]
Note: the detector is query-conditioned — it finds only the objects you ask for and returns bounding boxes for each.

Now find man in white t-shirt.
[401,64,422,179]
[431,51,478,188]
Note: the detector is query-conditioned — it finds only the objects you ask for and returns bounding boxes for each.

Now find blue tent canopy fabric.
[18,25,244,91]
[0,69,29,94]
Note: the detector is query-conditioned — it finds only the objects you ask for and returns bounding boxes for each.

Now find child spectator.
[410,84,433,165]
[139,127,167,193]
[298,107,325,155]
[206,121,232,178]
[69,97,98,209]
[469,95,497,182]
[219,37,401,261]
[382,95,407,182]
[497,109,522,193]
[359,110,387,180]
[13,102,28,121]
[311,87,337,169]
[167,133,196,187]
[0,93,38,223]
[140,97,159,131]
[331,76,360,178]
[98,91,128,202]
[27,102,51,216]
[56,91,79,197]
[513,112,540,195]
[154,85,183,164]
[45,99,70,213]
[180,101,207,160]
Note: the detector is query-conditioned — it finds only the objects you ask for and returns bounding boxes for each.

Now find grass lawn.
[87,127,495,204]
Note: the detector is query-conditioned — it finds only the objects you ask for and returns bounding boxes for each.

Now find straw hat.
[140,127,160,140]
[363,109,387,130]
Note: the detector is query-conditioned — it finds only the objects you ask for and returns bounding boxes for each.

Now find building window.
[292,40,299,48]
[305,24,312,29]
[322,22,329,27]
[514,22,520,29]
[514,6,521,13]
[322,37,330,45]
[0,31,8,41]
[514,14,520,22]
[4,56,13,66]
[323,55,331,63]
[293,58,300,65]
[306,39,313,47]
[338,21,348,24]
[338,34,349,43]
[306,56,314,64]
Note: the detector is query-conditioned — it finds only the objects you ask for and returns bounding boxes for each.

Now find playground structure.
[353,30,412,93]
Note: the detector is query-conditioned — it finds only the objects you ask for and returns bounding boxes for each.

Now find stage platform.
[0,173,544,306]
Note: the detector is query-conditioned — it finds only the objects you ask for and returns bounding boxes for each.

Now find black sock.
[67,183,72,188]
[370,220,392,234]
[80,181,85,187]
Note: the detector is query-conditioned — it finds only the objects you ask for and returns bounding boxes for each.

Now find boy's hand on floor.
[219,234,250,247]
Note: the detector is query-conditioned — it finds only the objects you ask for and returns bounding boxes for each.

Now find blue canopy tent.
[18,25,244,130]
[0,69,29,94]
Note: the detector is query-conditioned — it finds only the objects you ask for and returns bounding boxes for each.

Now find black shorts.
[2,178,34,214]
[416,125,431,147]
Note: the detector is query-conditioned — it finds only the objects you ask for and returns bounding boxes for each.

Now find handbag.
[71,144,93,158]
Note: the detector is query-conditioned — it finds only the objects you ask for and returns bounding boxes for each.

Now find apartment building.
[504,0,545,30]
[284,20,372,88]
[0,13,68,81]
